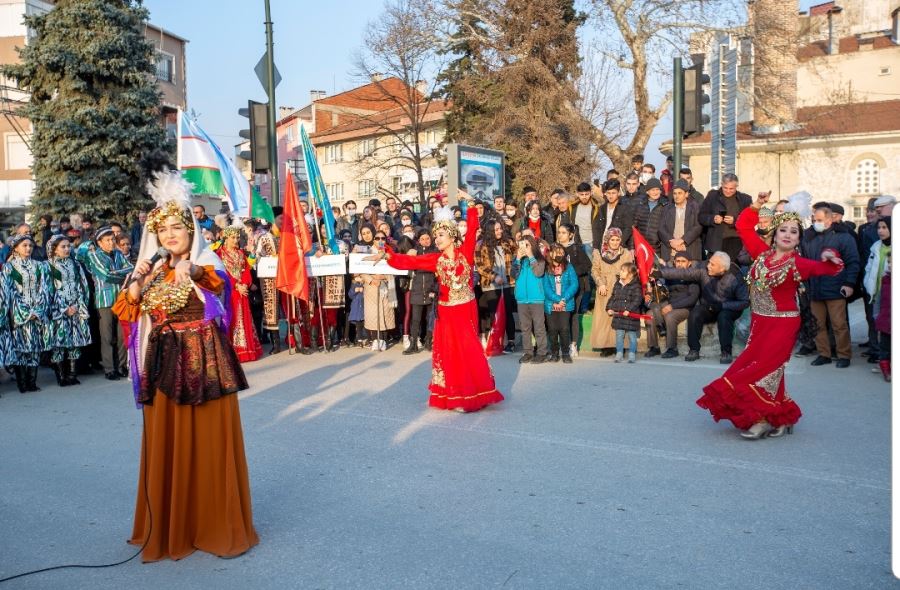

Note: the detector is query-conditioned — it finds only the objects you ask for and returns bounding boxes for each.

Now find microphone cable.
[0,409,153,584]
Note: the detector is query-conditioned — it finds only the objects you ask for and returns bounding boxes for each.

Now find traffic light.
[238,100,270,173]
[683,57,710,138]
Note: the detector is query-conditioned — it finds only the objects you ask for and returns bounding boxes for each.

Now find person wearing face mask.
[800,203,861,368]
[336,200,359,244]
[394,209,415,240]
[639,163,656,189]
[503,201,522,235]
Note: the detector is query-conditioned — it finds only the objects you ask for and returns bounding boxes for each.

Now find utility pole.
[672,56,683,175]
[264,0,279,206]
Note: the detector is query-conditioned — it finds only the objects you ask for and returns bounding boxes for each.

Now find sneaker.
[504,342,516,353]
[379,339,387,351]
[645,347,661,358]
[628,352,636,364]
[614,352,623,363]
[720,352,733,364]
[402,335,411,350]
[569,343,578,358]
[661,348,679,359]
[531,355,546,364]
[562,355,573,364]
[519,353,533,364]
[810,355,832,366]
[371,340,380,351]
[685,350,700,362]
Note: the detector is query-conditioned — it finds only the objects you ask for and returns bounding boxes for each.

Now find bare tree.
[584,0,744,171]
[351,0,448,207]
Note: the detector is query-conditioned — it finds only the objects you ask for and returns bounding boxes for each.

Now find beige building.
[0,0,187,213]
[671,0,900,226]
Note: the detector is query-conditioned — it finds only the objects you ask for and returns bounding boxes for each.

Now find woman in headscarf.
[216,226,263,362]
[590,228,633,354]
[3,234,51,392]
[46,234,91,386]
[111,170,258,561]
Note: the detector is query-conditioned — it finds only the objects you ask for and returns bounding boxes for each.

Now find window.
[155,51,174,83]
[5,133,32,170]
[285,125,294,142]
[880,66,891,76]
[326,144,343,163]
[854,158,880,195]
[391,176,402,194]
[326,183,344,199]
[358,180,376,197]
[358,138,375,158]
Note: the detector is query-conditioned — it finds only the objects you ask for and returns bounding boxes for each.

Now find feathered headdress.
[772,190,811,230]
[145,169,195,233]
[429,205,459,241]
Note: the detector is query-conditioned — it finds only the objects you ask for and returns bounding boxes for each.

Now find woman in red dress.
[216,227,263,362]
[698,193,843,439]
[369,205,504,412]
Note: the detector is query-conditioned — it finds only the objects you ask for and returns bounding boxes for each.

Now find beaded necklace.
[139,266,194,315]
[747,249,801,292]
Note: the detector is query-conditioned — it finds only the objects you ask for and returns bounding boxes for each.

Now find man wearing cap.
[658,179,703,263]
[81,225,134,380]
[632,177,668,255]
[649,252,700,358]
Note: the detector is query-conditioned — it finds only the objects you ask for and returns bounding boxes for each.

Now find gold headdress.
[145,169,195,234]
[221,226,242,240]
[429,206,459,241]
[771,190,811,231]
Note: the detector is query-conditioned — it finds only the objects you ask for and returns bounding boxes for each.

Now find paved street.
[0,336,896,589]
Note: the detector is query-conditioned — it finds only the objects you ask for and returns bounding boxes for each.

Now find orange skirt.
[129,392,259,562]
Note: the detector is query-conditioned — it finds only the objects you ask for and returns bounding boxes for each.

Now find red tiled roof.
[314,77,423,111]
[309,100,450,143]
[798,34,896,61]
[808,1,835,17]
[683,100,900,144]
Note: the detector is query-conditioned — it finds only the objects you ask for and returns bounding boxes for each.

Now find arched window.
[854,158,880,195]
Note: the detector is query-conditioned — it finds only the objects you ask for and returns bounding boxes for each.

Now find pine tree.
[439,0,594,200]
[1,0,171,220]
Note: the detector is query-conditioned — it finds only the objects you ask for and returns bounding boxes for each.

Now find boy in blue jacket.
[543,244,579,363]
[513,235,548,363]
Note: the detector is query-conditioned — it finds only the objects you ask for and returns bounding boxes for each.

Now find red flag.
[276,177,312,302]
[485,293,507,357]
[631,226,655,294]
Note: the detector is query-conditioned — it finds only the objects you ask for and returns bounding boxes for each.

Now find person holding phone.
[698,173,752,260]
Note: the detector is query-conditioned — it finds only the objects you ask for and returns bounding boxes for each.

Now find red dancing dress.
[217,246,263,362]
[387,209,504,411]
[697,208,842,429]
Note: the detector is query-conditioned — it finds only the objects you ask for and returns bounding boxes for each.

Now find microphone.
[124,247,170,288]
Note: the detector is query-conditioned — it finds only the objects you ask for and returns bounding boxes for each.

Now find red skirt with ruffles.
[428,299,504,412]
[697,313,802,430]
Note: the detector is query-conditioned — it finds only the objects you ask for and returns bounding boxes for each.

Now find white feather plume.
[147,168,194,209]
[783,190,812,219]
[432,205,454,223]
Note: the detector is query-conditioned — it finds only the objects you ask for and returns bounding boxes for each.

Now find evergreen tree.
[439,0,594,200]
[1,0,171,220]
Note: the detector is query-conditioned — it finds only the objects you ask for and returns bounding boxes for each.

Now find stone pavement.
[0,336,895,589]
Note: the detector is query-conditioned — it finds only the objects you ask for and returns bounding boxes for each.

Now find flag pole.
[304,182,330,353]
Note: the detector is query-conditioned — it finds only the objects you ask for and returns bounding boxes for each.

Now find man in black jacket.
[648,252,701,358]
[658,179,703,262]
[801,204,861,368]
[678,168,706,205]
[593,179,635,248]
[698,173,752,261]
[632,177,668,255]
[658,251,749,363]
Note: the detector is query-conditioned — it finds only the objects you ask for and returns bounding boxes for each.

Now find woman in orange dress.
[112,170,258,561]
[368,205,504,412]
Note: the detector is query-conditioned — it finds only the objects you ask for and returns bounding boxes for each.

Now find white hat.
[873,195,897,207]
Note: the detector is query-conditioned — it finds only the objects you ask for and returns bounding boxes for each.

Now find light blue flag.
[300,124,339,253]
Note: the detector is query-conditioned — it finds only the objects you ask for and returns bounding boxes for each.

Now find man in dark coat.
[678,168,706,205]
[632,177,668,254]
[593,179,636,249]
[801,203,861,368]
[698,173,752,260]
[658,251,749,363]
[658,179,703,263]
[648,252,701,358]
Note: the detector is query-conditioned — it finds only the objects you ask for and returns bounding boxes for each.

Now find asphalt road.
[0,335,895,589]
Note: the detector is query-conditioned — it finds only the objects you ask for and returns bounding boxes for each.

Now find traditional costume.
[697,205,843,436]
[46,235,92,386]
[217,227,263,362]
[112,170,258,561]
[385,208,504,411]
[3,235,51,392]
[255,211,282,352]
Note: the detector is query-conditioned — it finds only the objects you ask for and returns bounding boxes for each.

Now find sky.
[143,0,825,176]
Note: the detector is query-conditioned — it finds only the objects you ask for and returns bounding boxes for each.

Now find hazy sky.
[143,0,823,175]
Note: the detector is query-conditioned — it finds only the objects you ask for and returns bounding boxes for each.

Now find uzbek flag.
[177,110,250,216]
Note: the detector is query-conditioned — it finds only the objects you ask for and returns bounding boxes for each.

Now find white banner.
[257,256,278,278]
[305,254,346,277]
[348,253,409,276]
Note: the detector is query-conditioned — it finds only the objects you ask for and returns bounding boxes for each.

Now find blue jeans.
[615,329,638,355]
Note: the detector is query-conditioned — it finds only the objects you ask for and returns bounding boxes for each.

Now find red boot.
[879,359,891,382]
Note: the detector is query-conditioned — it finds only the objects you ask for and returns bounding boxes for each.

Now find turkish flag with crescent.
[631,226,655,295]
